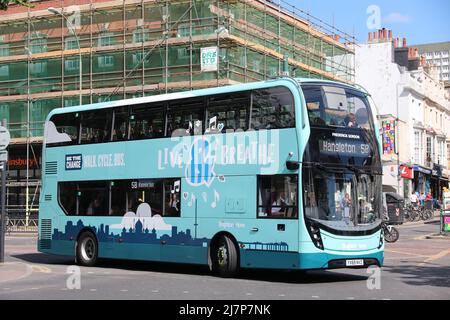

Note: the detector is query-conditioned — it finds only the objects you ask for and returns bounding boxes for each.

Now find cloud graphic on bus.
[110,203,172,231]
[185,137,216,188]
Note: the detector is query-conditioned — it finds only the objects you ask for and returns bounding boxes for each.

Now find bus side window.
[112,107,129,141]
[206,92,249,134]
[77,182,109,216]
[110,181,127,216]
[167,99,203,137]
[164,179,180,217]
[59,182,78,215]
[80,110,113,144]
[257,175,298,219]
[251,87,295,130]
[129,105,165,140]
[47,113,80,146]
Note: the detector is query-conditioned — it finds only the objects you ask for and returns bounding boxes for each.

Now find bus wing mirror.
[286,161,300,171]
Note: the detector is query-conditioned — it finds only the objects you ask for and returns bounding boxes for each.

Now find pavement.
[0,221,449,300]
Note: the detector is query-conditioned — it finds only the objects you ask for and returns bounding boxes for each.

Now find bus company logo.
[65,154,82,170]
[185,137,216,187]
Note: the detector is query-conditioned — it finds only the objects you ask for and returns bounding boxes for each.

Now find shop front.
[413,165,432,195]
[6,144,41,221]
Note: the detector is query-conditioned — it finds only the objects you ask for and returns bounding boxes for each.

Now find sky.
[288,0,450,45]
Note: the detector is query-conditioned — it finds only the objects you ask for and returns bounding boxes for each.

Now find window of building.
[129,104,165,140]
[0,65,9,77]
[30,61,47,75]
[30,37,47,54]
[98,32,114,47]
[80,109,113,144]
[98,55,114,68]
[250,86,295,130]
[64,36,79,50]
[64,58,80,71]
[414,131,422,164]
[257,175,298,219]
[0,43,9,57]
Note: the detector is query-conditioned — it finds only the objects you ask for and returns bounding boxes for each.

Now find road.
[1,221,449,300]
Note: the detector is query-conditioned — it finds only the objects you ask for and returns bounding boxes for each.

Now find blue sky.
[288,0,450,45]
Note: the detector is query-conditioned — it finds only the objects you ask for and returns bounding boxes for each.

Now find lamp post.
[48,7,82,106]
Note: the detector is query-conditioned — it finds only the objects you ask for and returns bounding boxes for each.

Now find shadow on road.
[11,252,367,284]
[10,253,73,266]
[383,264,450,288]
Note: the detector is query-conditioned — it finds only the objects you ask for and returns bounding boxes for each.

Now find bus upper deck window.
[80,110,113,144]
[129,105,165,140]
[250,87,295,130]
[47,113,80,146]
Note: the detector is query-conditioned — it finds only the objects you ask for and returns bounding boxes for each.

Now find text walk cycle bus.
[38,77,384,277]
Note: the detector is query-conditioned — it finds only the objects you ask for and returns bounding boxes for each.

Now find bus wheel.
[212,235,239,278]
[76,231,98,267]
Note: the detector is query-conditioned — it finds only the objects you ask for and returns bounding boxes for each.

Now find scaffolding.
[0,0,355,224]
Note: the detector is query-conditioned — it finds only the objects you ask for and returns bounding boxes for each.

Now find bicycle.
[381,219,399,243]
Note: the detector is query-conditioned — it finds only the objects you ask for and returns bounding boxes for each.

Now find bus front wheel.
[76,231,98,267]
[212,235,239,278]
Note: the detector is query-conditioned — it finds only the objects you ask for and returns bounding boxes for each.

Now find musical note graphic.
[209,116,217,131]
[188,194,196,207]
[211,190,220,209]
[172,180,180,194]
[186,121,193,134]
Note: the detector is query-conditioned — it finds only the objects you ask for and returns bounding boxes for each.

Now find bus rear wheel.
[212,235,239,278]
[76,231,98,267]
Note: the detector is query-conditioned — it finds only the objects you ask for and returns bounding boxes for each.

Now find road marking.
[418,248,450,267]
[89,289,97,292]
[31,265,52,273]
[312,295,319,298]
[278,294,286,297]
[385,249,428,258]
[120,289,128,292]
[246,293,253,296]
[151,290,159,293]
[346,297,355,300]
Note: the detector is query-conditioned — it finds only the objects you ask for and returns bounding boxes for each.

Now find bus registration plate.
[346,259,364,267]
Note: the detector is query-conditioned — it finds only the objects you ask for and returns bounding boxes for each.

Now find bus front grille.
[39,219,52,250]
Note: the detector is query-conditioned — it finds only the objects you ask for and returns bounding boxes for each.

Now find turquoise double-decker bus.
[38,77,384,277]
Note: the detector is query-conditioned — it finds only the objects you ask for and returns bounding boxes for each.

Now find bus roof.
[45,77,364,121]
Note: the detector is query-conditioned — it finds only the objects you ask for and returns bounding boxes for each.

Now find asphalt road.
[1,221,449,300]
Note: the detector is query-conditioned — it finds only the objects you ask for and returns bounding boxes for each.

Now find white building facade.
[354,31,450,201]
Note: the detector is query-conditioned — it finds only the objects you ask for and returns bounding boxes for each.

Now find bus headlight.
[306,219,324,250]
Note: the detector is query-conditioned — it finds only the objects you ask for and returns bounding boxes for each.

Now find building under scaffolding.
[0,0,355,227]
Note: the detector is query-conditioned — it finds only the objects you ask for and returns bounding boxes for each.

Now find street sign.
[201,47,218,72]
[0,150,7,162]
[0,126,10,150]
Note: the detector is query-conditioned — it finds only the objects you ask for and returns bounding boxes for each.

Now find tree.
[0,0,32,11]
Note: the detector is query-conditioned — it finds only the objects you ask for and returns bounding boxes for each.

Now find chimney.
[382,28,387,39]
[388,30,392,39]
[403,38,407,47]
[415,48,418,58]
[393,38,397,48]
[368,32,373,42]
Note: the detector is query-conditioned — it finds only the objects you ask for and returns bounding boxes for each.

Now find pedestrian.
[410,192,418,208]
[419,192,426,207]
